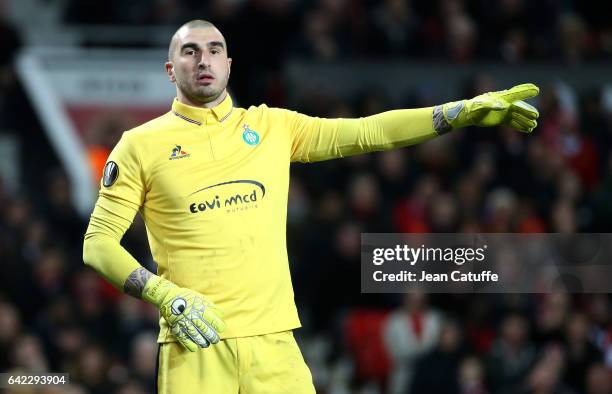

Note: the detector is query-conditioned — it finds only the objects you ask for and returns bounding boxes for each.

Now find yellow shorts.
[155,330,315,394]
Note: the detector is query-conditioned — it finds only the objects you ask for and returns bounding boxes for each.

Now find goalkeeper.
[82,19,539,394]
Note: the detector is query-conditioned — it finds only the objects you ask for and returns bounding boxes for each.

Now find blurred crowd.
[61,0,612,62]
[2,0,612,393]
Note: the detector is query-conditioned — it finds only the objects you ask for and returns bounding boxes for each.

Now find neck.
[177,90,227,108]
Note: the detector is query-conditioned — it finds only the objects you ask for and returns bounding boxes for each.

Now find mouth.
[197,74,215,83]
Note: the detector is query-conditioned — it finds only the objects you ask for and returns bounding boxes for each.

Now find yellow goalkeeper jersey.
[84,93,436,340]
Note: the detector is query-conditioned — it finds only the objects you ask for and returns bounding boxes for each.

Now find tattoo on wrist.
[433,105,453,135]
[124,267,153,298]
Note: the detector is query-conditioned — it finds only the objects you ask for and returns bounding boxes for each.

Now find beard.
[176,75,224,105]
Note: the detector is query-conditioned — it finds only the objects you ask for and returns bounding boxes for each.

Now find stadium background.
[1,0,612,393]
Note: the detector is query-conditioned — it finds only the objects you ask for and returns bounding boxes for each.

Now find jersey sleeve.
[83,132,146,290]
[283,107,438,163]
[97,132,146,219]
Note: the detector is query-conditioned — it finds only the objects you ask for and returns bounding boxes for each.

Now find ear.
[227,57,232,78]
[165,61,176,83]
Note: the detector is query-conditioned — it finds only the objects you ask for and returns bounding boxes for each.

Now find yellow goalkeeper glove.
[142,276,226,352]
[433,83,540,134]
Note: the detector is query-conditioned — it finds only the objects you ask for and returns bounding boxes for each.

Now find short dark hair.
[168,20,220,61]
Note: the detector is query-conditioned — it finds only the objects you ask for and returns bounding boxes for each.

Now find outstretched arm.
[289,83,539,163]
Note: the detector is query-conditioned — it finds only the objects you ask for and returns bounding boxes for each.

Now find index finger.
[498,83,540,102]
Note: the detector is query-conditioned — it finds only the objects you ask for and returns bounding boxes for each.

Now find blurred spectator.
[348,172,383,224]
[585,363,612,394]
[32,247,67,303]
[456,174,484,224]
[559,14,590,64]
[383,290,443,394]
[562,312,603,393]
[393,175,440,233]
[591,153,612,231]
[410,319,466,394]
[114,379,148,394]
[130,332,158,392]
[557,169,582,205]
[288,177,310,227]
[44,170,86,247]
[84,113,131,184]
[377,149,410,201]
[10,334,49,372]
[295,9,342,60]
[535,292,570,345]
[484,188,518,232]
[71,269,118,346]
[464,297,496,354]
[443,3,478,63]
[586,295,612,368]
[522,345,575,394]
[369,0,421,56]
[486,313,537,393]
[551,199,578,233]
[54,324,87,370]
[74,344,112,394]
[0,301,21,370]
[427,191,460,232]
[116,295,160,348]
[458,356,489,394]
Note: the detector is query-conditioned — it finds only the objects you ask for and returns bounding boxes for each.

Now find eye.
[211,49,220,55]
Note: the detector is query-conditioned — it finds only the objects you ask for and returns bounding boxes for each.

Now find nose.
[198,52,211,69]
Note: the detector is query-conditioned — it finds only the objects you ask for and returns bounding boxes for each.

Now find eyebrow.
[180,43,200,52]
[208,41,225,49]
[180,41,225,52]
